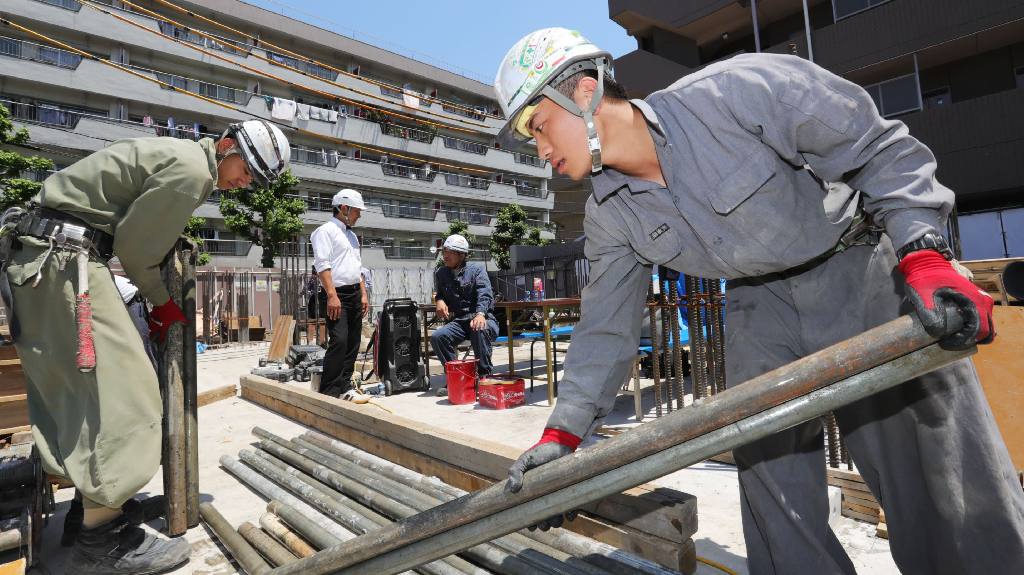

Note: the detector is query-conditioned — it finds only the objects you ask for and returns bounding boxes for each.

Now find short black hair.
[554,70,628,103]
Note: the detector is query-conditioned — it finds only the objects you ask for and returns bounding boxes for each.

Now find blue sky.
[244,0,636,85]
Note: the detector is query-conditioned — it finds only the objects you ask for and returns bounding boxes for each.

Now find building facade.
[0,0,554,271]
[609,0,1024,260]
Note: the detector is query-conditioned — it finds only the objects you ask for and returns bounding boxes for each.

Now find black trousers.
[320,285,362,397]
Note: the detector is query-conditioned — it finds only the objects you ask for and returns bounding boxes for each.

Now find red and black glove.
[900,249,994,350]
[148,299,187,342]
[506,428,582,530]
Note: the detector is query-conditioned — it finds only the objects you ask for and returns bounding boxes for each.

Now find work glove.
[149,298,187,342]
[506,428,581,531]
[900,249,995,350]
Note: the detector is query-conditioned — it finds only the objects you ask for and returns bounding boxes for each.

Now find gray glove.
[506,441,577,531]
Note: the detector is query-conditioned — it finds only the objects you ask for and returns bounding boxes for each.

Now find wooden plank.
[876,522,889,539]
[241,376,699,546]
[0,401,29,432]
[843,501,880,518]
[0,558,26,575]
[825,467,864,483]
[266,316,296,363]
[0,395,26,404]
[841,490,879,510]
[842,507,879,524]
[197,384,237,408]
[827,476,873,494]
[0,347,18,362]
[0,426,30,436]
[0,376,25,399]
[973,306,1024,472]
[569,513,697,574]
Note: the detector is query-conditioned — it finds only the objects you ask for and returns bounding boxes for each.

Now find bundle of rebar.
[208,427,681,575]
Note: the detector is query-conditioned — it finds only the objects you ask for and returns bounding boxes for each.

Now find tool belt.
[15,207,114,260]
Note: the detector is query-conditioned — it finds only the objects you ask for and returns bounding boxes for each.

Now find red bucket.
[444,359,478,405]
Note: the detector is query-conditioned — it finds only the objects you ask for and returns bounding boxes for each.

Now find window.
[833,0,891,21]
[922,87,951,110]
[957,208,1024,260]
[864,73,921,118]
[1016,66,1024,90]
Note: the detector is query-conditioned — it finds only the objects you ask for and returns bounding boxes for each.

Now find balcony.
[0,35,82,69]
[441,103,487,121]
[514,181,547,199]
[444,173,490,190]
[290,146,342,168]
[2,98,84,129]
[156,21,250,57]
[202,238,253,257]
[266,51,338,82]
[381,162,437,182]
[512,152,546,168]
[442,136,488,155]
[379,121,435,144]
[141,66,250,105]
[34,0,81,10]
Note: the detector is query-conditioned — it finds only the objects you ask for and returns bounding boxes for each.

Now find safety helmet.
[442,234,470,254]
[331,188,366,210]
[494,27,612,173]
[221,119,290,189]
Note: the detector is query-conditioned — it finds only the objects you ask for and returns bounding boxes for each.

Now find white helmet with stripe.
[494,27,612,173]
[331,188,366,210]
[221,119,290,188]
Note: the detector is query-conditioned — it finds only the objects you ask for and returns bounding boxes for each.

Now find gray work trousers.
[726,237,1024,575]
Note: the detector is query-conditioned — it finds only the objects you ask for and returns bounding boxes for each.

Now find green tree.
[182,216,213,266]
[218,170,306,268]
[0,103,55,210]
[489,203,548,271]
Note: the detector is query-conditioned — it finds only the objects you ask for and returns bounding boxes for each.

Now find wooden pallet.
[0,346,28,436]
[827,467,883,526]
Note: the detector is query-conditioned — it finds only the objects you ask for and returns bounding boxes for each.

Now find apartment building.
[608,0,1024,260]
[0,0,554,269]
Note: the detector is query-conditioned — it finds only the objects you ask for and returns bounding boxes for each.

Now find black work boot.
[61,496,85,547]
[67,517,191,575]
[62,495,167,547]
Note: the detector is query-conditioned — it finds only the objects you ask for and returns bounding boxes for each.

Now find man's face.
[339,206,361,227]
[217,153,254,190]
[526,95,591,181]
[442,248,466,269]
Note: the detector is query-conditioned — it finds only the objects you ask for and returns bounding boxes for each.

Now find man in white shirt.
[310,188,369,397]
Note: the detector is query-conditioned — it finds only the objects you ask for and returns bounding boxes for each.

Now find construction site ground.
[31,340,900,575]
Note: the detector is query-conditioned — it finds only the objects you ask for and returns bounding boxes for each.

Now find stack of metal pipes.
[204,427,680,575]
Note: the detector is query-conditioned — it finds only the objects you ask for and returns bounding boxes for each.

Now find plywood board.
[972,305,1024,471]
[266,316,296,363]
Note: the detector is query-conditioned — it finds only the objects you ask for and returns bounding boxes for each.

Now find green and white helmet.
[494,27,612,172]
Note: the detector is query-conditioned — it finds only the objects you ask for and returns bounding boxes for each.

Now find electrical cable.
[696,556,739,575]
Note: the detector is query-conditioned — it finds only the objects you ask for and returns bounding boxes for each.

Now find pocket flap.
[710,152,776,215]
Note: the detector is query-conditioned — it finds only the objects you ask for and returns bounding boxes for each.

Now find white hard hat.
[332,188,366,210]
[442,234,470,254]
[494,27,611,172]
[221,119,290,188]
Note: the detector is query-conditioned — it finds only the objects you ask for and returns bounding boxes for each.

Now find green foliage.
[218,170,305,268]
[0,103,55,210]
[183,216,213,266]
[489,203,548,271]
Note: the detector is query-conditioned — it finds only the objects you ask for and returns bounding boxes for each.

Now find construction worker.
[0,119,289,574]
[496,28,1024,574]
[310,188,369,398]
[430,234,498,396]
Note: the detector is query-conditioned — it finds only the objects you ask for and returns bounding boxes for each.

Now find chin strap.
[539,57,609,173]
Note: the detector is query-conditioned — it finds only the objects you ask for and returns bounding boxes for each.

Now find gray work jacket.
[549,53,954,439]
[434,262,495,322]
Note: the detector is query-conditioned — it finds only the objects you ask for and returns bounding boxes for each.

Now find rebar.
[658,279,673,411]
[684,276,703,400]
[825,413,840,468]
[668,281,684,410]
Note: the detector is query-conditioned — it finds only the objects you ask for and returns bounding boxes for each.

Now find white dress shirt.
[310,218,362,287]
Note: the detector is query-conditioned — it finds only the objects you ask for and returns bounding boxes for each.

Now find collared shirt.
[310,217,361,287]
[434,262,494,321]
[548,53,954,439]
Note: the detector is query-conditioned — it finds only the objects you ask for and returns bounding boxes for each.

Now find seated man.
[430,234,499,396]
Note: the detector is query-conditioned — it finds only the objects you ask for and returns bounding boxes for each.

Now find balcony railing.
[2,99,82,129]
[290,146,342,167]
[443,209,492,226]
[380,122,434,144]
[514,181,546,198]
[381,163,437,182]
[202,238,252,256]
[382,246,434,260]
[444,173,490,190]
[0,35,82,69]
[34,0,82,11]
[157,22,249,56]
[442,136,488,155]
[513,152,545,167]
[441,103,487,121]
[379,85,404,98]
[369,202,435,220]
[148,68,249,104]
[266,51,337,81]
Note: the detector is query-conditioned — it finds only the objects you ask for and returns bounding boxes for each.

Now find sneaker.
[340,389,370,403]
[436,386,448,397]
[68,517,191,575]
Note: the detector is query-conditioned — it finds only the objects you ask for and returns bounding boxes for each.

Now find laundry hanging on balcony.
[402,87,420,109]
[271,97,296,121]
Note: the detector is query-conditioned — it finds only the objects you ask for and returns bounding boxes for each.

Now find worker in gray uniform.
[496,28,1024,575]
[0,119,290,574]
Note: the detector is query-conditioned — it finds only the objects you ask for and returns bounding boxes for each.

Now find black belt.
[15,207,114,260]
[335,284,360,294]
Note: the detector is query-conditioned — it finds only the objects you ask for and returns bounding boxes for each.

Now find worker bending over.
[495,28,1024,575]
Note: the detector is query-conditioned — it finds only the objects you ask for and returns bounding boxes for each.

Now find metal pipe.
[182,244,199,528]
[300,430,677,575]
[239,521,298,566]
[160,246,187,536]
[301,343,971,575]
[267,501,341,551]
[802,0,815,62]
[219,455,356,542]
[199,502,271,575]
[260,512,316,558]
[268,311,969,575]
[751,0,762,52]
